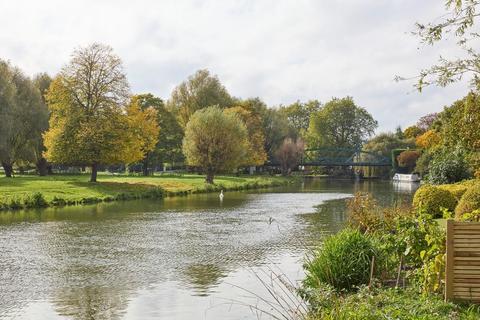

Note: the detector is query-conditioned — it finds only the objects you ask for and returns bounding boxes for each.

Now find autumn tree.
[167,69,233,128]
[226,105,267,166]
[307,97,377,149]
[43,43,155,182]
[0,60,47,177]
[275,138,305,176]
[126,97,160,176]
[397,150,421,173]
[403,125,424,139]
[182,106,248,183]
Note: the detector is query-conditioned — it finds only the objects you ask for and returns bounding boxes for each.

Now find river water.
[0,178,417,320]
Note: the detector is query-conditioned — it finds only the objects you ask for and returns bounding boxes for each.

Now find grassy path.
[0,173,294,210]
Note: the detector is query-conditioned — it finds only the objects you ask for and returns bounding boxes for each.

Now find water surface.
[0,178,416,319]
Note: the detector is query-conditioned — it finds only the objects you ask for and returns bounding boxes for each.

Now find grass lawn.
[0,173,293,209]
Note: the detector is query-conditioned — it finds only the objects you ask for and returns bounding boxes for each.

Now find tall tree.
[32,73,52,175]
[275,138,305,176]
[182,106,248,183]
[279,100,321,136]
[226,105,267,166]
[167,69,233,128]
[0,60,47,177]
[129,94,183,175]
[307,97,377,149]
[43,43,151,182]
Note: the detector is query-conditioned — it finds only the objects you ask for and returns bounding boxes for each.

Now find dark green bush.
[455,182,480,218]
[303,228,379,292]
[426,146,471,184]
[412,185,456,218]
[51,196,66,206]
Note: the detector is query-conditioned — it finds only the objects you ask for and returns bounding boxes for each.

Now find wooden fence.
[445,220,480,302]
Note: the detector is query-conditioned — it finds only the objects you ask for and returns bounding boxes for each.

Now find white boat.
[392,173,420,182]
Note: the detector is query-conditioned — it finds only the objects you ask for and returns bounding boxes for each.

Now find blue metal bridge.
[301,147,391,167]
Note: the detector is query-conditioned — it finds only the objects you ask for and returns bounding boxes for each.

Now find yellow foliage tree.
[415,129,441,150]
[43,44,158,182]
[225,106,267,166]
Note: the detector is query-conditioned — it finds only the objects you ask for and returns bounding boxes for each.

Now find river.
[0,178,417,320]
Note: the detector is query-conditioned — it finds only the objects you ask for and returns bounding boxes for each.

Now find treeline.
[0,43,378,183]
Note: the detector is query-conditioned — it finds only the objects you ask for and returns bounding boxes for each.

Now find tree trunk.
[90,163,98,182]
[36,158,48,176]
[2,162,13,178]
[205,170,214,184]
[142,157,149,176]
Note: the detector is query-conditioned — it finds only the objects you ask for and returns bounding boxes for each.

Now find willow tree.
[0,60,47,177]
[182,106,248,183]
[167,69,233,128]
[44,43,157,182]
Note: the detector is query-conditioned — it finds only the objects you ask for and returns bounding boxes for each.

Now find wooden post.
[445,219,454,301]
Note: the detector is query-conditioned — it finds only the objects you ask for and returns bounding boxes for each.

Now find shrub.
[426,146,471,184]
[23,192,48,208]
[412,185,456,218]
[455,182,480,218]
[303,229,379,292]
[51,196,66,206]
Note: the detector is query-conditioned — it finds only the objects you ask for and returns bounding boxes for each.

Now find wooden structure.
[445,220,480,302]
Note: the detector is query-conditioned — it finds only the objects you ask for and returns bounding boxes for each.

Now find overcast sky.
[0,0,470,132]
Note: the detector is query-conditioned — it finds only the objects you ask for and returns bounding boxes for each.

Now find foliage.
[397,150,421,172]
[43,43,151,182]
[303,228,380,292]
[0,60,48,177]
[363,133,415,158]
[307,97,377,149]
[455,182,480,218]
[403,125,424,139]
[182,106,248,183]
[406,0,480,90]
[438,180,477,201]
[279,99,321,137]
[413,185,457,217]
[226,105,267,166]
[416,130,442,150]
[415,149,434,176]
[275,138,304,175]
[417,113,439,131]
[167,69,233,128]
[307,286,480,320]
[426,146,472,184]
[260,105,297,161]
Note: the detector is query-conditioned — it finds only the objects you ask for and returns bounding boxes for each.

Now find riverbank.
[0,174,296,211]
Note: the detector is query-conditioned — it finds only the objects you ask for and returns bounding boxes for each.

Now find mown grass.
[0,173,294,210]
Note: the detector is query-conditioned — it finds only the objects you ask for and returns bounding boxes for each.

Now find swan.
[219,190,224,200]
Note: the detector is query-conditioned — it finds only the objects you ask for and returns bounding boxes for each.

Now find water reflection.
[0,178,414,319]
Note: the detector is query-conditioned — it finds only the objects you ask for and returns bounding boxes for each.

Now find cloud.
[0,0,470,132]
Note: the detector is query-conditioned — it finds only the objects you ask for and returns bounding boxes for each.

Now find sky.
[0,0,470,132]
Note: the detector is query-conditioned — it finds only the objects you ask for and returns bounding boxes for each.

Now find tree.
[182,106,248,183]
[415,129,442,150]
[397,150,421,173]
[0,60,47,177]
[32,73,52,175]
[403,125,424,139]
[261,107,296,161]
[400,1,480,90]
[279,100,321,136]
[307,97,377,148]
[416,113,439,131]
[167,69,233,128]
[126,97,160,176]
[43,43,149,182]
[226,105,267,166]
[275,138,305,175]
[363,133,415,158]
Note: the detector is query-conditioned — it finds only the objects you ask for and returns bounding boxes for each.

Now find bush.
[427,146,471,184]
[455,182,480,218]
[412,185,456,218]
[23,192,48,208]
[303,229,379,292]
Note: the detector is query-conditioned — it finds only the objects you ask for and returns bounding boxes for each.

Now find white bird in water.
[219,190,224,200]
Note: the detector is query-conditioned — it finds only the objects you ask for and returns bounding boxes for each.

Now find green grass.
[308,286,480,320]
[0,173,294,210]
